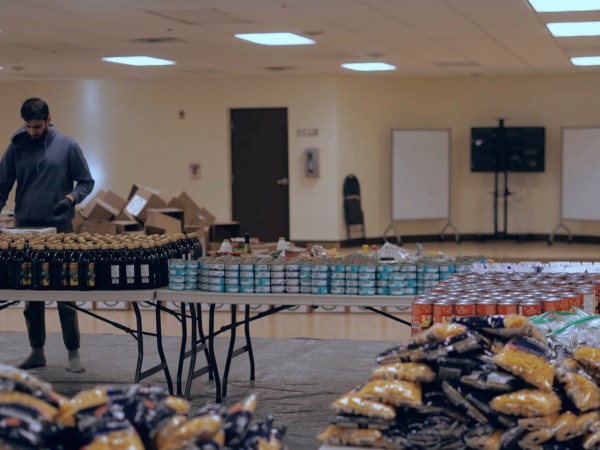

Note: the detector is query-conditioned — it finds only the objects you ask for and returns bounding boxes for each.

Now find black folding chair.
[343,175,366,242]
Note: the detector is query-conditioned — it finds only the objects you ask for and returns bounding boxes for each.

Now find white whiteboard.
[392,129,450,220]
[562,127,600,221]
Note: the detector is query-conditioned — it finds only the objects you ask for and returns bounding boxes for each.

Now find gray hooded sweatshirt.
[0,124,95,228]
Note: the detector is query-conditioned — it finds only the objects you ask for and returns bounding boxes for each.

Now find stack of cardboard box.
[73,185,216,247]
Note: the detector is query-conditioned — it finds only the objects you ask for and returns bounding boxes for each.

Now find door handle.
[276,177,289,186]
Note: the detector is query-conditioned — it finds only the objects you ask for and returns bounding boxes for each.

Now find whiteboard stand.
[383,223,402,246]
[440,221,460,243]
[548,222,573,245]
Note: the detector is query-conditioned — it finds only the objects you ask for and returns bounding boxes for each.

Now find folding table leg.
[195,305,214,380]
[176,302,188,396]
[244,305,255,381]
[208,303,222,403]
[184,302,199,399]
[222,306,238,398]
[132,302,144,383]
[154,300,174,395]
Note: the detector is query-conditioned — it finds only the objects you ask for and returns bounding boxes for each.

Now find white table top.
[0,289,156,302]
[155,289,413,308]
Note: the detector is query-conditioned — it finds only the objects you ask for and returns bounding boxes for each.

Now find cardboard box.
[170,192,216,227]
[103,190,127,213]
[81,189,126,221]
[79,219,117,235]
[125,187,166,222]
[80,189,106,219]
[111,220,143,234]
[145,208,183,234]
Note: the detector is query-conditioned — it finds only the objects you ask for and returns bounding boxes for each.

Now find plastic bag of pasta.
[556,361,600,412]
[332,393,396,420]
[463,425,503,450]
[0,402,55,449]
[154,409,224,450]
[573,346,600,382]
[57,386,110,427]
[492,336,555,391]
[223,393,257,447]
[106,385,190,448]
[490,389,562,418]
[453,314,547,343]
[372,362,436,383]
[411,322,468,344]
[317,425,390,448]
[357,379,422,408]
[0,363,66,409]
[76,402,144,450]
[237,415,286,450]
[554,410,599,442]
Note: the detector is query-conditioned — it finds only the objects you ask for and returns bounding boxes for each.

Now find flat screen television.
[471,126,545,172]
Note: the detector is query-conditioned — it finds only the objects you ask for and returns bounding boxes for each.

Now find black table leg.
[154,300,174,395]
[195,305,214,380]
[244,305,255,381]
[176,302,188,396]
[222,306,238,398]
[132,302,144,383]
[208,303,222,403]
[184,302,199,399]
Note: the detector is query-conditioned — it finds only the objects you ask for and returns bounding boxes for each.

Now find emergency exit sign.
[296,128,319,137]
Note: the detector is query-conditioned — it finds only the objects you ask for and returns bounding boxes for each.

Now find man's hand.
[53,197,73,215]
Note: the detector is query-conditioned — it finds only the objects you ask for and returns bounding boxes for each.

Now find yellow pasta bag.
[518,414,559,431]
[56,386,109,427]
[411,323,468,344]
[464,428,502,450]
[357,379,421,408]
[521,428,554,446]
[492,336,555,391]
[583,431,600,449]
[560,372,600,412]
[0,392,58,421]
[332,393,396,420]
[557,411,599,441]
[490,389,561,418]
[155,414,223,450]
[317,425,389,448]
[551,411,576,440]
[574,346,600,370]
[372,362,436,383]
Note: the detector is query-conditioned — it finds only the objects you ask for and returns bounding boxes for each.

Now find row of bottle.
[0,232,202,291]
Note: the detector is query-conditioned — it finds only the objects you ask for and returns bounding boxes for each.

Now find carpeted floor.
[0,331,398,450]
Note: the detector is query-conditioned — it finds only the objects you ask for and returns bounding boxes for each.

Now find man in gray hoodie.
[0,97,95,372]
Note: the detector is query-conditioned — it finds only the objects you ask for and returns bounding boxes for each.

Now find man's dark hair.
[20,98,50,121]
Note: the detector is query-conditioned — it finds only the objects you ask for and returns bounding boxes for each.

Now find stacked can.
[329,262,346,295]
[311,261,329,295]
[168,259,186,290]
[375,263,396,295]
[199,258,225,292]
[168,259,198,290]
[270,261,286,294]
[285,262,301,293]
[344,262,360,295]
[358,262,377,295]
[254,260,271,294]
[439,262,456,281]
[417,262,441,295]
[224,260,240,293]
[300,262,313,294]
[239,260,255,293]
[388,263,417,296]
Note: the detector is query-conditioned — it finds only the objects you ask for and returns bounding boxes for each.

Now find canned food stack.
[300,262,312,294]
[344,263,359,295]
[329,262,346,295]
[439,261,456,280]
[358,263,377,296]
[239,260,255,293]
[285,262,301,293]
[388,263,417,296]
[311,260,329,295]
[411,271,600,335]
[270,261,286,294]
[224,260,240,293]
[416,262,441,295]
[199,259,225,293]
[168,259,198,291]
[254,260,271,294]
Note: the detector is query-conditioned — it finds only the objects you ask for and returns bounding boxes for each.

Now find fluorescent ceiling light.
[571,56,600,65]
[547,21,600,36]
[341,62,396,72]
[529,0,600,12]
[102,56,175,66]
[235,33,315,46]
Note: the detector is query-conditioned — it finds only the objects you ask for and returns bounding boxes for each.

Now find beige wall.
[0,73,599,241]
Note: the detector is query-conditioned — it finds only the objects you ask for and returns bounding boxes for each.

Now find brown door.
[231,108,289,243]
